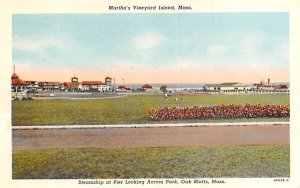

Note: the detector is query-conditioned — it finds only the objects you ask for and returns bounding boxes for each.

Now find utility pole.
[113,77,115,92]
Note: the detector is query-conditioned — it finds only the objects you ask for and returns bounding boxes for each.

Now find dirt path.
[12,124,289,150]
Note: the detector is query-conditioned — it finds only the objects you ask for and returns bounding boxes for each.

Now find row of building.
[11,72,155,92]
[11,70,289,93]
[203,79,289,93]
[12,73,113,92]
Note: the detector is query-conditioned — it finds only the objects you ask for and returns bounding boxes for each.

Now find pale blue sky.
[12,13,289,83]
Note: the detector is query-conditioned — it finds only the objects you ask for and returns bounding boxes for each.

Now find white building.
[204,82,251,92]
[79,81,111,92]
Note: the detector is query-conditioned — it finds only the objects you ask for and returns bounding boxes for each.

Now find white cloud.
[206,45,229,56]
[132,32,164,52]
[13,35,72,53]
[170,31,288,71]
[239,33,264,58]
[273,41,289,59]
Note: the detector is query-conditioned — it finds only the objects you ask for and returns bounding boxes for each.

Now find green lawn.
[12,145,289,179]
[12,94,290,125]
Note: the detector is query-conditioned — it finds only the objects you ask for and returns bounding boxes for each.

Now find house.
[116,85,131,92]
[80,81,111,92]
[25,81,40,91]
[38,81,60,91]
[64,75,112,92]
[62,76,80,91]
[142,84,153,91]
[63,82,73,91]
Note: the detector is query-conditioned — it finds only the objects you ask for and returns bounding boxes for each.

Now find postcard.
[0,0,300,187]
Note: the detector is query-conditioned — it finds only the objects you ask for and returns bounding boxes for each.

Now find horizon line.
[20,80,290,85]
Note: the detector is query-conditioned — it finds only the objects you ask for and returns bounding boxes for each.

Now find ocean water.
[115,82,290,90]
[116,83,205,90]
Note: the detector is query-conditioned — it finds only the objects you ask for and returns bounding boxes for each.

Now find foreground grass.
[13,145,289,179]
[12,94,290,125]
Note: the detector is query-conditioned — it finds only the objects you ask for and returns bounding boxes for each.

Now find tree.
[160,85,167,92]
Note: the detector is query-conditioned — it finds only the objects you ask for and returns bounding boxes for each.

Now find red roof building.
[142,84,153,89]
[64,82,73,89]
[38,81,60,91]
[118,85,131,90]
[81,81,105,85]
[38,81,60,86]
[11,73,28,86]
[116,85,131,92]
[80,81,109,92]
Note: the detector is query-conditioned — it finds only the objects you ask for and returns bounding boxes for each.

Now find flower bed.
[148,104,290,120]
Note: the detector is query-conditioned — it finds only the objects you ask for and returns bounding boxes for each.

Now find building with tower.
[11,72,28,92]
[61,75,113,92]
[71,75,79,91]
[105,76,113,91]
[80,81,107,91]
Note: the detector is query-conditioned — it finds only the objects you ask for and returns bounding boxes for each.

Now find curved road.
[12,124,289,150]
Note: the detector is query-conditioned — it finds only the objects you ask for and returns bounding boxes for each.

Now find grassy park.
[12,93,290,178]
[12,93,290,126]
[13,145,289,179]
